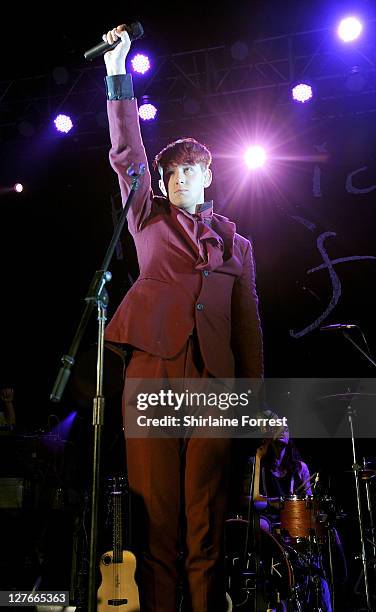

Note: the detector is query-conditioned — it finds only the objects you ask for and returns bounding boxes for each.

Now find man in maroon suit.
[102,25,263,612]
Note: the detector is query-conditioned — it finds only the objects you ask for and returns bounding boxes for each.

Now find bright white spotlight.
[292,83,313,103]
[14,183,24,193]
[131,53,151,74]
[244,146,267,169]
[138,103,158,121]
[54,114,73,134]
[338,17,363,42]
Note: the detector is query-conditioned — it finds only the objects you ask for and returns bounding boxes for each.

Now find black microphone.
[84,22,144,61]
[320,323,357,331]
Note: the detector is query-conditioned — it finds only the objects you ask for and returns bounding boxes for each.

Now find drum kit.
[225,491,342,611]
[224,392,376,611]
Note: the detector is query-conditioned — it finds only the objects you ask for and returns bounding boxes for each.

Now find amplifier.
[0,477,25,508]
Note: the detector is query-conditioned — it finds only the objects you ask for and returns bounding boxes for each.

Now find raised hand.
[103,26,131,76]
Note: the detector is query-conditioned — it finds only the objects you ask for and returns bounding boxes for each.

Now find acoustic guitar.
[97,475,140,611]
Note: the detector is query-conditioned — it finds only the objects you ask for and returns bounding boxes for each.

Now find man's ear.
[203,168,212,188]
[159,178,167,197]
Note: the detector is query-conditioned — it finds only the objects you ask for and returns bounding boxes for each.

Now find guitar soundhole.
[102,554,112,566]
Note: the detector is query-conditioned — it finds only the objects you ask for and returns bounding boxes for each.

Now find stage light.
[131,53,151,74]
[230,41,249,61]
[292,83,313,103]
[43,412,78,448]
[138,102,158,121]
[18,121,35,138]
[338,17,363,42]
[54,114,73,134]
[183,97,201,115]
[244,146,267,169]
[52,66,69,85]
[14,183,23,193]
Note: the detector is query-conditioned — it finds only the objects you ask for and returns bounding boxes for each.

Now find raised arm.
[103,25,153,234]
[297,461,313,496]
[252,441,269,510]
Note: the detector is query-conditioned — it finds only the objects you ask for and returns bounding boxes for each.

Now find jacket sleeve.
[231,240,264,379]
[107,97,153,235]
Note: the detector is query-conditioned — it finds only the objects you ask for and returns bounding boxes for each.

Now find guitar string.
[114,493,119,600]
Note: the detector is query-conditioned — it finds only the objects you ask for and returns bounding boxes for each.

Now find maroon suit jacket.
[104,99,263,379]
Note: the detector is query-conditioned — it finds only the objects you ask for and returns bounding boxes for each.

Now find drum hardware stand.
[304,540,325,612]
[363,459,376,571]
[353,466,376,601]
[326,527,336,612]
[311,574,324,612]
[49,163,145,612]
[311,530,335,612]
[244,456,258,612]
[348,409,372,611]
[340,330,376,610]
[288,585,303,612]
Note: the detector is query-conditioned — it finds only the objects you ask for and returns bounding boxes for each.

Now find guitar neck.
[113,491,123,563]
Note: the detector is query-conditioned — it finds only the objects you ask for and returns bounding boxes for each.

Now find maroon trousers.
[123,337,231,611]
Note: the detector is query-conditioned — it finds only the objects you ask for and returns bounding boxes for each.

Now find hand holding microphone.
[101,26,131,76]
[84,22,144,71]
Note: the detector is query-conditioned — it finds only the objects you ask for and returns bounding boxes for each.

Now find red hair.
[153,137,212,174]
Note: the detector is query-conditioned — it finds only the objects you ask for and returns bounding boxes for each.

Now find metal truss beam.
[1,22,375,147]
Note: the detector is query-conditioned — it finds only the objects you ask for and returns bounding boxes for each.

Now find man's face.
[159,162,212,212]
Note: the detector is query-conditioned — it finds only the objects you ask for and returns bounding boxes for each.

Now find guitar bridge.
[107,599,128,606]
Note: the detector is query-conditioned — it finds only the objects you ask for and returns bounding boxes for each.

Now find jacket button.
[196,303,204,311]
[203,270,210,277]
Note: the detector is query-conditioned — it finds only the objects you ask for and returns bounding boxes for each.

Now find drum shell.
[280,495,316,540]
[224,518,294,607]
[279,495,334,543]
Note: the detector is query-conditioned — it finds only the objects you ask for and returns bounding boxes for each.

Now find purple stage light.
[54,114,73,133]
[138,103,158,121]
[292,83,313,103]
[244,145,267,170]
[14,183,24,193]
[338,16,363,42]
[43,412,78,447]
[131,53,151,74]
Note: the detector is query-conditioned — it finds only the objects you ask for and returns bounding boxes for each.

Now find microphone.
[84,22,144,61]
[320,323,357,331]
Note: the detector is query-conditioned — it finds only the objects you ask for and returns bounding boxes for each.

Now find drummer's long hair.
[263,438,303,476]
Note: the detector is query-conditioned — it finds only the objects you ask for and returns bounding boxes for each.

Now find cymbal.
[317,392,376,403]
[345,468,376,480]
[363,458,376,465]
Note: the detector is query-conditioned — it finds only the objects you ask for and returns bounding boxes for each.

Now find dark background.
[1,2,376,608]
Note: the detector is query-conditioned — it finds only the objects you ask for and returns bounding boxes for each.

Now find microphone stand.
[342,331,376,369]
[50,163,145,611]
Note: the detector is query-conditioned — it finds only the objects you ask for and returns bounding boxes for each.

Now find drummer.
[243,423,312,532]
[240,418,337,611]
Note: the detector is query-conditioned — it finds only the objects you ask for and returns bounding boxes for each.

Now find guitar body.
[97,549,140,611]
[97,476,140,611]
